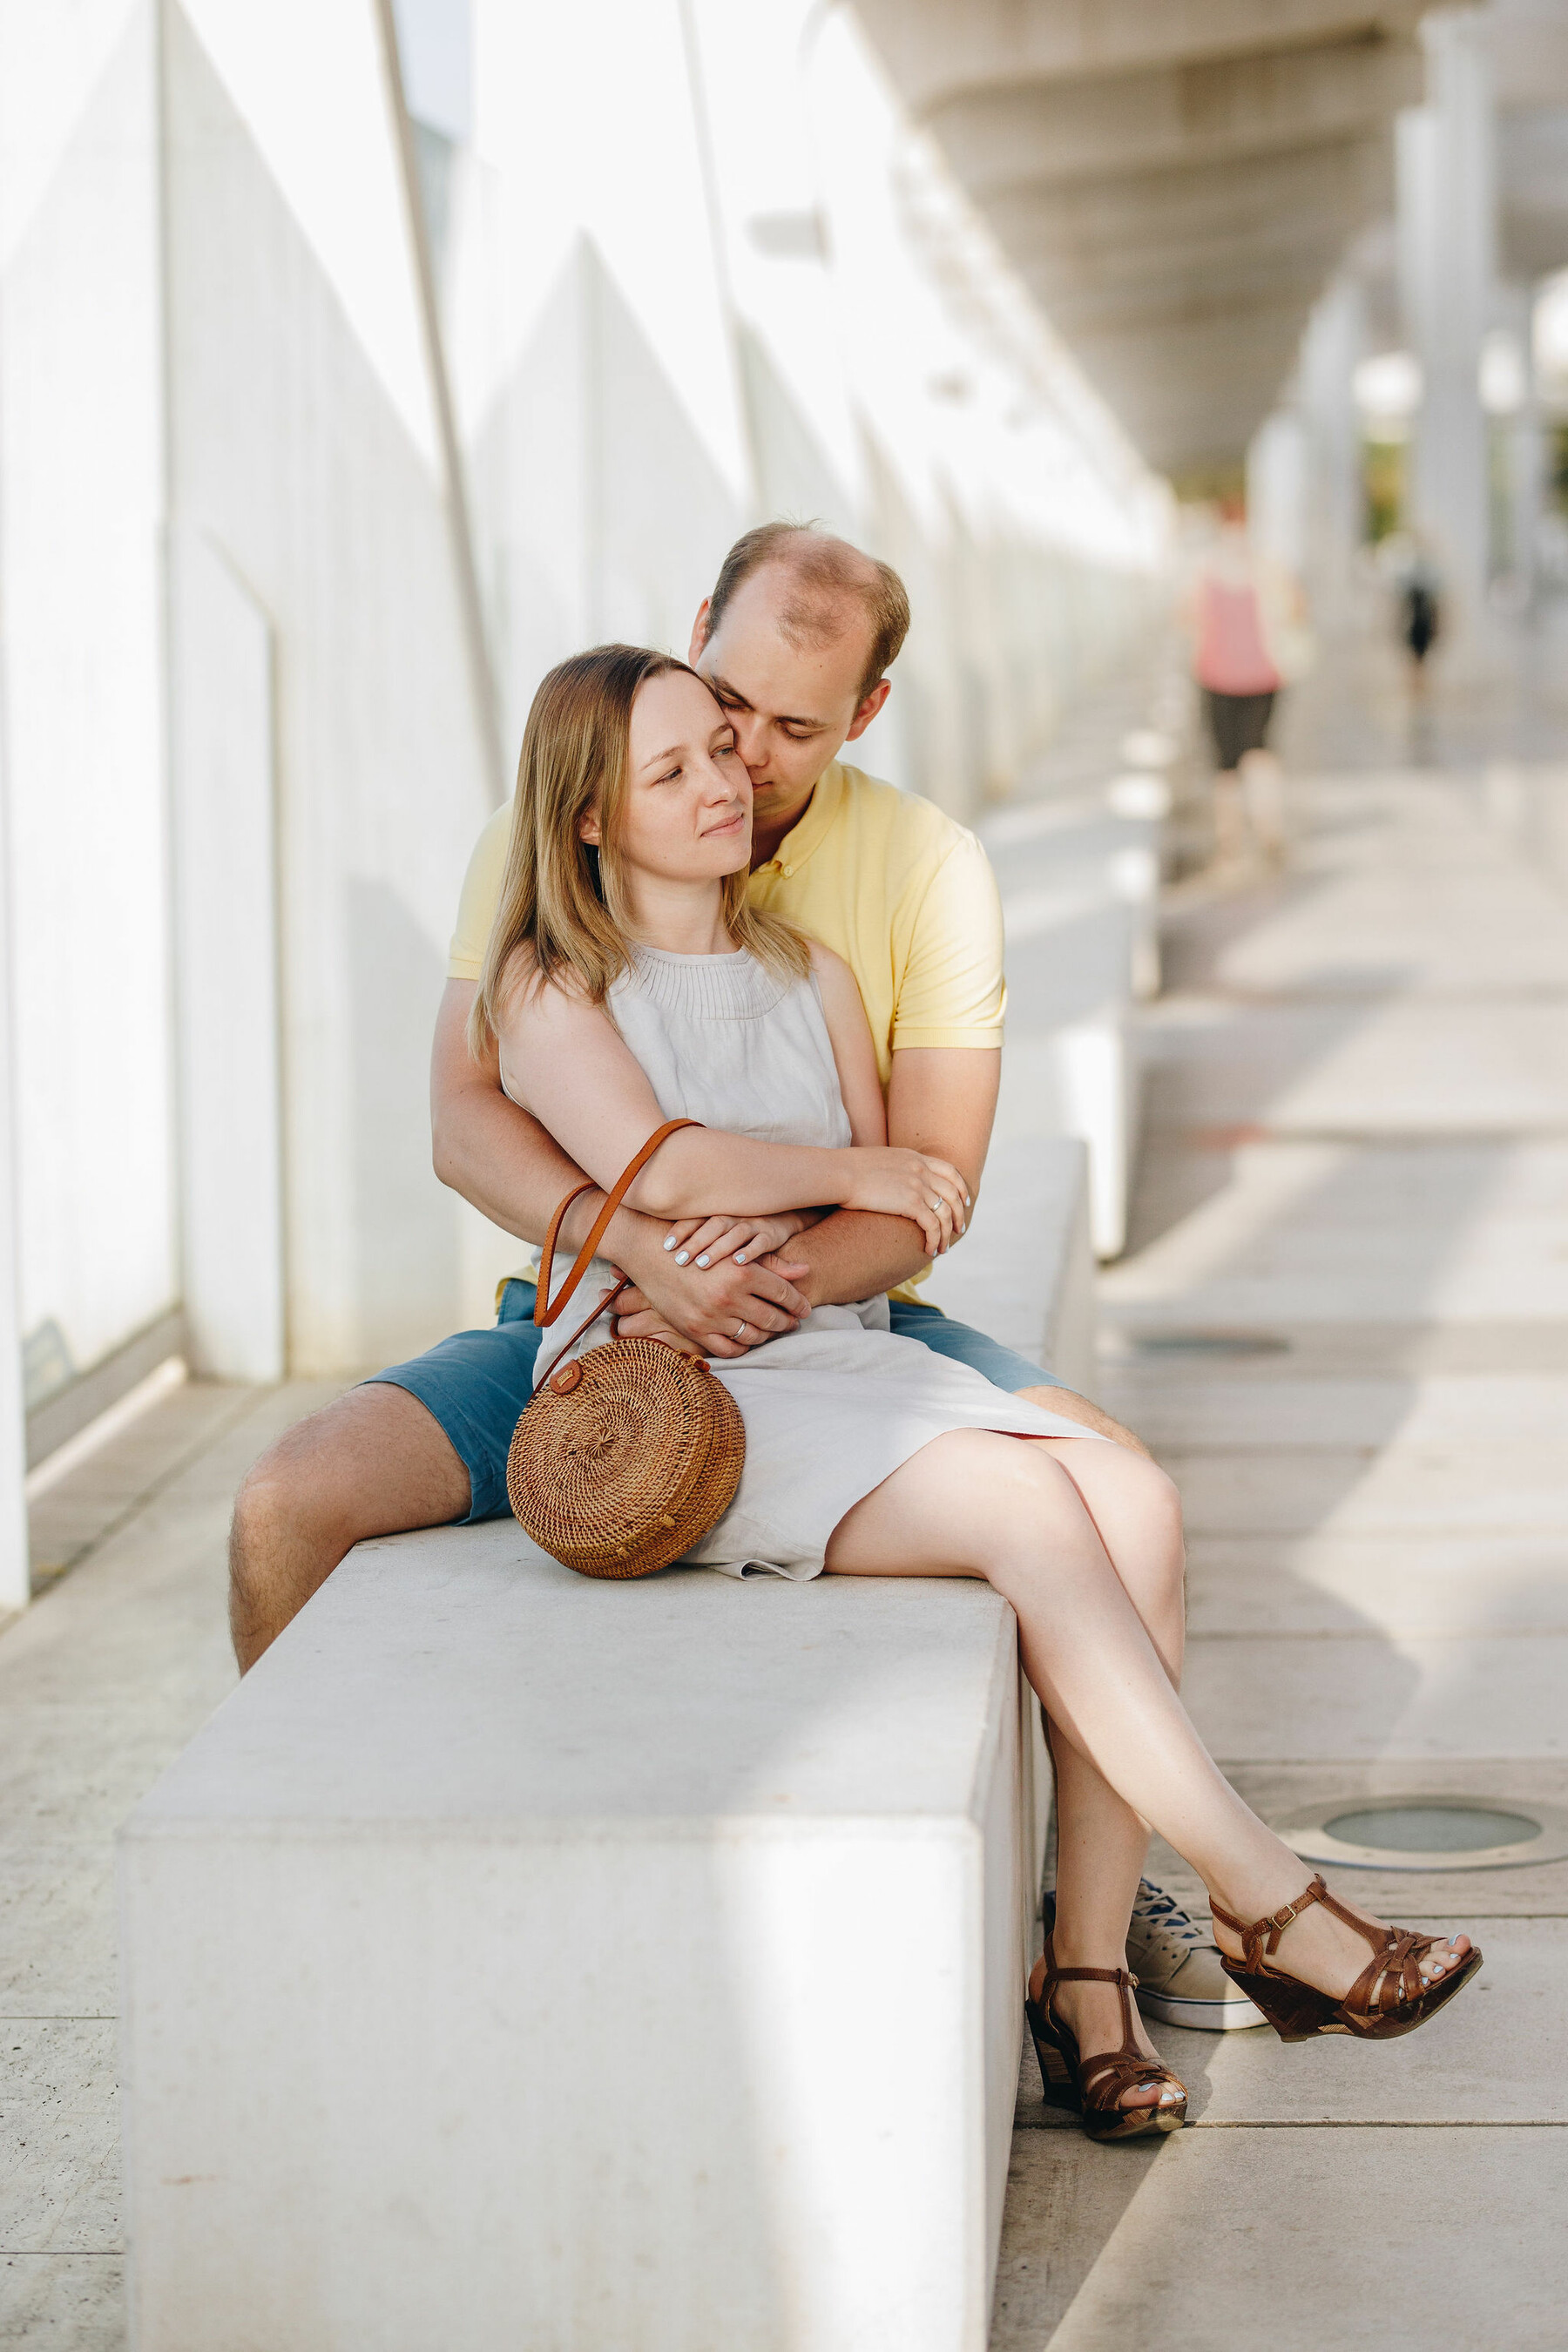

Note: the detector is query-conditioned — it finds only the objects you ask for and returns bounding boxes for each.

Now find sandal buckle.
[1267,1901,1299,1930]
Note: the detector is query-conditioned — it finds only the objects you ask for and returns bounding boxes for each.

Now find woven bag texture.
[506,1336,745,1578]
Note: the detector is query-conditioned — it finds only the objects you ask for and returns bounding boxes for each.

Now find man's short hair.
[705,521,910,706]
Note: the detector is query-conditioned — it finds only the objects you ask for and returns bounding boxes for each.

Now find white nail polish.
[663,1235,676,1250]
[695,1254,710,1267]
[734,1251,747,1264]
[674,1251,688,1265]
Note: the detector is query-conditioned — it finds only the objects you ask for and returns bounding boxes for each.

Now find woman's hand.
[661,1209,812,1271]
[841,1148,970,1256]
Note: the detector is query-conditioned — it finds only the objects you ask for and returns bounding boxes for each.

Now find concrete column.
[1397,7,1497,639]
[1247,408,1310,585]
[1493,282,1545,604]
[1296,274,1367,630]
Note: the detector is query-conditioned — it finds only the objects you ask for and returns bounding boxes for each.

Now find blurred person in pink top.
[1191,493,1309,868]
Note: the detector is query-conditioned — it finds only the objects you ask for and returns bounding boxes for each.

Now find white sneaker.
[1125,1881,1266,2031]
[1041,1881,1266,2032]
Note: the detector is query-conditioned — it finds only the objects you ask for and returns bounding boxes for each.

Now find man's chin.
[751,784,809,822]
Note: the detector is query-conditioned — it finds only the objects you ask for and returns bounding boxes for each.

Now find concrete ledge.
[980,797,1159,1263]
[25,1307,186,1471]
[121,1538,1047,2352]
[922,1133,1095,1396]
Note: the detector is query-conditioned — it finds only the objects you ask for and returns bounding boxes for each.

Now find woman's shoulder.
[506,947,612,1034]
[804,936,868,1024]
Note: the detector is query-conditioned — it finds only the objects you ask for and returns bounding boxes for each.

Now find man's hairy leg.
[1017,1385,1151,1457]
[229,1385,470,1673]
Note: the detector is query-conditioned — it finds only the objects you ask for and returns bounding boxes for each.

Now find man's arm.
[789,1045,1146,1451]
[779,1045,999,1303]
[429,980,812,1356]
[430,980,590,1243]
[615,1034,1149,1452]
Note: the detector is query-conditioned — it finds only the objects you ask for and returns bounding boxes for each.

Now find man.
[229,521,1254,2029]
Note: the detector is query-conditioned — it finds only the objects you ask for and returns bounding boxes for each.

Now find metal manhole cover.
[1117,1329,1291,1360]
[1280,1794,1568,1873]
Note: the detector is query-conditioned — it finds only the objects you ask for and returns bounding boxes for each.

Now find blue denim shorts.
[367,1283,1065,1525]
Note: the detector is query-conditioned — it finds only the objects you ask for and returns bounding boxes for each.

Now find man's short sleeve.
[890,830,1006,1051]
[447,802,513,981]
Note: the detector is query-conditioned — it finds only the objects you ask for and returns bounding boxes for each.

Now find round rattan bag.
[506,1119,746,1579]
[507,1337,744,1578]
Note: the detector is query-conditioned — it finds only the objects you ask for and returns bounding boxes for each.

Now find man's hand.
[776,1047,1002,1310]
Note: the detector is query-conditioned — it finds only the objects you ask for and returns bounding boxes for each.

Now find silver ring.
[735,1318,747,1340]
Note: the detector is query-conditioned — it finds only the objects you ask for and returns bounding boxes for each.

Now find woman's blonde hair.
[470,644,808,1055]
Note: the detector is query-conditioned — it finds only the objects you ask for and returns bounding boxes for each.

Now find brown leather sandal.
[1025,1941,1187,2142]
[1209,1873,1482,2042]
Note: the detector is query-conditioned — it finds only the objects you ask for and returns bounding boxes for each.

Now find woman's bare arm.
[808,941,887,1147]
[497,969,967,1254]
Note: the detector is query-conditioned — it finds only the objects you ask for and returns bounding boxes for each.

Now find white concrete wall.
[3,0,1168,1451]
[0,724,27,1610]
[447,0,752,769]
[0,0,175,1419]
[168,532,285,1383]
[163,0,497,1374]
[444,0,1166,819]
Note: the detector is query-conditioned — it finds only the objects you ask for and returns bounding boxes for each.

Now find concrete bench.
[921,1132,1094,1398]
[120,1148,1098,2352]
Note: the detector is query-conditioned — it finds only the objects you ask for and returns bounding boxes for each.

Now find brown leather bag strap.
[545,1274,632,1368]
[534,1118,700,1329]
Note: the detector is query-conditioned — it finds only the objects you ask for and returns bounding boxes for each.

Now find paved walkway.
[3,758,1566,2348]
[991,762,1568,2349]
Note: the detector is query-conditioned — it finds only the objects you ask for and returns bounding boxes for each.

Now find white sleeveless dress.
[524,945,1102,1579]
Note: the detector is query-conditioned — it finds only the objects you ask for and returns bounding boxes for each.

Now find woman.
[1191,496,1304,867]
[474,645,1479,2144]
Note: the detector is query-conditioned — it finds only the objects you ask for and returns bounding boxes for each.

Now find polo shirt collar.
[767,760,844,875]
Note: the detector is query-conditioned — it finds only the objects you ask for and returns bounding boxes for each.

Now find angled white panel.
[462,0,748,497]
[0,766,28,1610]
[176,0,442,470]
[171,533,285,1383]
[447,0,750,754]
[166,0,496,1373]
[0,0,176,1400]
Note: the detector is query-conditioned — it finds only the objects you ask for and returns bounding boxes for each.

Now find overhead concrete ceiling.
[854,0,1429,479]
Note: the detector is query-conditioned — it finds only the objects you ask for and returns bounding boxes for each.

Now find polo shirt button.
[782,863,794,875]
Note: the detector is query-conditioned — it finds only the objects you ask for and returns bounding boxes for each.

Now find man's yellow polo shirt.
[447,760,1005,1294]
[449,759,1005,1082]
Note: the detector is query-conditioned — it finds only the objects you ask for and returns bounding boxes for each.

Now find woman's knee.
[1125,1452,1185,1544]
[1071,1442,1184,1541]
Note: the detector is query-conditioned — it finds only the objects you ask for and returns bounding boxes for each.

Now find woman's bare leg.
[1033,1441,1186,2105]
[1034,1437,1188,1974]
[826,1431,1471,2090]
[832,1432,1191,2108]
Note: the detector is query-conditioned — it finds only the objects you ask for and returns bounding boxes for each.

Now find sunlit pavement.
[991,761,1568,2349]
[1,1381,342,2345]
